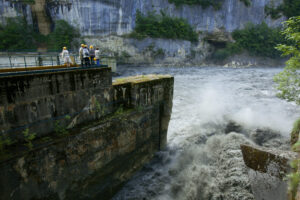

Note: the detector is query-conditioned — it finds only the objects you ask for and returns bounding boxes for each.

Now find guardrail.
[0,52,117,72]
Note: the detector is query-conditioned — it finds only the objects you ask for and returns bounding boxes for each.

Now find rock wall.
[0,0,286,66]
[84,35,210,66]
[0,70,174,200]
[0,0,285,36]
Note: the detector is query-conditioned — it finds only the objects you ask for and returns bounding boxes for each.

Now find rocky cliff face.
[0,0,286,66]
[0,0,285,36]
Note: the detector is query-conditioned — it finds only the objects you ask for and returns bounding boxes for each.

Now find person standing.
[95,47,101,66]
[79,44,84,67]
[83,45,90,67]
[61,47,71,67]
[89,45,95,65]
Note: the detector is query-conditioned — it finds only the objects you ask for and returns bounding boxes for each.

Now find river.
[112,66,300,200]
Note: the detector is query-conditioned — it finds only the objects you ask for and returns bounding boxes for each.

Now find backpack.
[83,49,89,57]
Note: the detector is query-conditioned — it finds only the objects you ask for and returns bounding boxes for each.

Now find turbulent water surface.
[112,66,300,200]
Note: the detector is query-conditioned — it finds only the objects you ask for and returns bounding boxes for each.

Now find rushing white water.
[113,66,300,200]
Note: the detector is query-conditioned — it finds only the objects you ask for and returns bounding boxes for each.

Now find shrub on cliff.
[274,16,300,104]
[212,22,285,60]
[168,0,223,10]
[130,11,198,42]
[168,0,251,9]
[265,0,300,19]
[272,17,300,200]
[47,20,80,51]
[232,22,285,58]
[0,18,80,51]
[0,17,38,51]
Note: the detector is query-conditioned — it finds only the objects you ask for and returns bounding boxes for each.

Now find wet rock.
[240,144,296,179]
[225,121,243,134]
[250,128,281,146]
[205,29,233,45]
[241,144,297,200]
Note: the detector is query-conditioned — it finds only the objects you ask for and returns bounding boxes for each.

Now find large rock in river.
[240,144,297,200]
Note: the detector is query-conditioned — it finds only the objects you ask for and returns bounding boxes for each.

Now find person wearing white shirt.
[95,48,101,66]
[61,47,71,67]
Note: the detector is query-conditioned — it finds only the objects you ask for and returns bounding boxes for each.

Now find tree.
[274,16,300,104]
[47,20,80,51]
[0,17,37,51]
[274,17,300,200]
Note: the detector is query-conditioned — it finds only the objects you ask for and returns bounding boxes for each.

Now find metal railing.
[0,52,78,68]
[0,52,117,71]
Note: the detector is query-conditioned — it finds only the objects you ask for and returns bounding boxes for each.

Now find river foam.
[113,66,299,200]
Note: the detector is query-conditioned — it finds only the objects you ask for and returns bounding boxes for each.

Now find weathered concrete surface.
[0,72,174,200]
[113,74,174,148]
[0,67,113,141]
[241,144,297,200]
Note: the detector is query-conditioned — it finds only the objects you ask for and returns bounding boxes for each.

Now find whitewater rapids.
[113,66,299,200]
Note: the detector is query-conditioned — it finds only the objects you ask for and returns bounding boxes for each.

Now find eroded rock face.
[241,144,297,200]
[0,0,285,36]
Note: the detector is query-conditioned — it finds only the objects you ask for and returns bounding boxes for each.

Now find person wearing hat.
[89,45,95,65]
[61,47,71,67]
[79,44,84,67]
[83,45,90,67]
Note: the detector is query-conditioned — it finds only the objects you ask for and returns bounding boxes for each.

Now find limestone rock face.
[241,144,297,200]
[205,29,233,45]
[0,0,285,36]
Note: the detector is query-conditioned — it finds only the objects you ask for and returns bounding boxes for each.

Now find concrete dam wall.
[0,67,174,199]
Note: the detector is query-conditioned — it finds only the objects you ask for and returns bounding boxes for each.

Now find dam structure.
[0,66,174,200]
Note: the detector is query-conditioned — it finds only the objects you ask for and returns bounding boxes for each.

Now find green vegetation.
[168,0,251,9]
[232,22,285,58]
[265,0,300,19]
[0,135,12,154]
[54,120,69,136]
[239,0,251,7]
[116,51,131,64]
[212,22,285,60]
[130,11,198,42]
[291,118,300,145]
[274,16,300,104]
[168,0,223,9]
[0,18,80,51]
[115,106,124,115]
[47,20,80,51]
[212,42,242,61]
[23,128,36,150]
[273,16,300,200]
[0,17,38,51]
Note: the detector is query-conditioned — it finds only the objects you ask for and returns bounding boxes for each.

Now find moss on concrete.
[113,74,172,85]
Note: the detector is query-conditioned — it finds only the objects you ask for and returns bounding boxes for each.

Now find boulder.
[250,128,282,146]
[241,144,296,179]
[241,144,297,200]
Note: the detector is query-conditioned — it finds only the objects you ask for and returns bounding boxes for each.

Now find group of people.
[60,44,101,67]
[79,44,101,67]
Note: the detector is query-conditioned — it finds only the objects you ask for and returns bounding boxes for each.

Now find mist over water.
[113,66,300,200]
